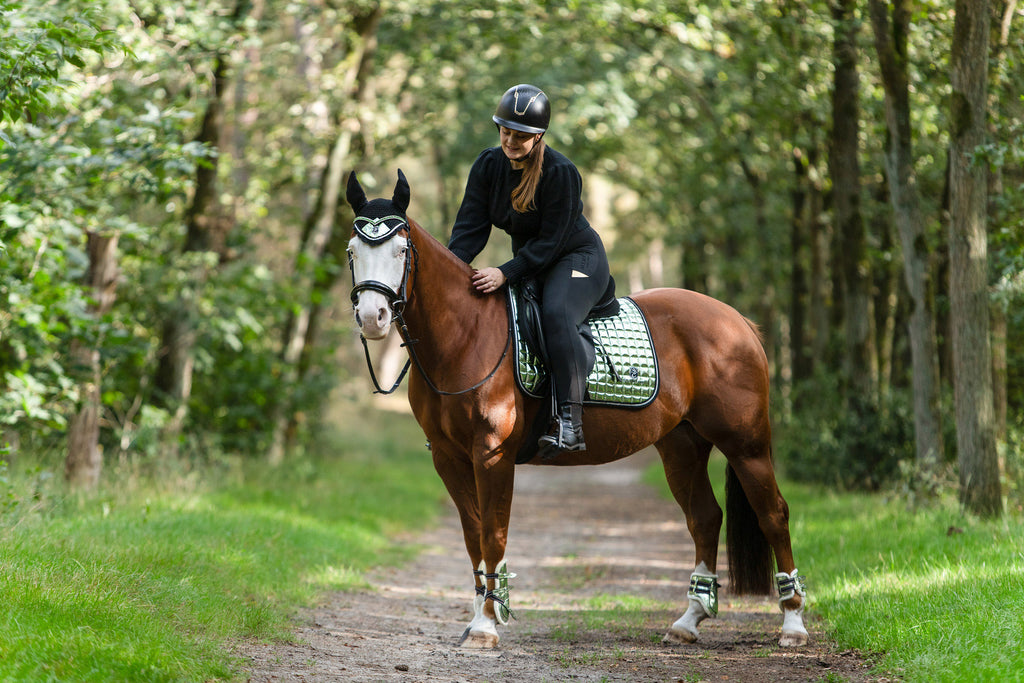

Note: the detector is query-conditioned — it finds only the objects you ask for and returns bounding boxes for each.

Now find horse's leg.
[719,428,808,647]
[430,447,495,644]
[432,421,517,649]
[654,423,722,644]
[458,440,516,649]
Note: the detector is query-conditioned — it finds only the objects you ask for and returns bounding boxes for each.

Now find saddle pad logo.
[512,296,659,407]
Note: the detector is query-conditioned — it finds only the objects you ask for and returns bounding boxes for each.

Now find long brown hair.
[511,138,545,213]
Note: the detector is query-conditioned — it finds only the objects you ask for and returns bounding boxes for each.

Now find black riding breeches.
[539,232,611,407]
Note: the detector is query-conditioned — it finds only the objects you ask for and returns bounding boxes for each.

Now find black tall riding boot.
[538,401,586,456]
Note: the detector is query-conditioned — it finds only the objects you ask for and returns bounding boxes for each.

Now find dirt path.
[239,450,887,682]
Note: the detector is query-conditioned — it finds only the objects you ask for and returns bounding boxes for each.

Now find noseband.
[348,223,512,396]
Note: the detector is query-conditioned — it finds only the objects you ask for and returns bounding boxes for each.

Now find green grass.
[646,453,1024,682]
[0,406,447,682]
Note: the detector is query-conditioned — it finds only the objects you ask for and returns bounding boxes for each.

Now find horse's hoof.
[779,630,808,647]
[663,626,698,644]
[459,628,499,649]
[779,606,808,647]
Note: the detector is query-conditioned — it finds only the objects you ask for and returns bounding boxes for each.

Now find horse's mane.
[408,217,474,275]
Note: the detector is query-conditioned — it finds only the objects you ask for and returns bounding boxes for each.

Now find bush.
[775,378,918,491]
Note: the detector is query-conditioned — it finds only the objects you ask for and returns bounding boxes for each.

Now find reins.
[350,227,513,396]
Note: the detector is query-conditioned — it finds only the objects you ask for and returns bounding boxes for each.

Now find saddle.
[509,279,659,409]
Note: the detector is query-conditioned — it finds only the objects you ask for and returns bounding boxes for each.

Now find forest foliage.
[1,0,1022,508]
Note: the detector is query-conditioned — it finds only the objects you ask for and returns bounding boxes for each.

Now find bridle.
[348,222,513,396]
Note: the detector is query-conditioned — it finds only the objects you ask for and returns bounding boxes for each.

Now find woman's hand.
[472,267,507,294]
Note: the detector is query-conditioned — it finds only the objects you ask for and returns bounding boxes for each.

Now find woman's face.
[499,126,541,166]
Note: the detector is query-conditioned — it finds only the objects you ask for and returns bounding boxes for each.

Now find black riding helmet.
[492,84,550,135]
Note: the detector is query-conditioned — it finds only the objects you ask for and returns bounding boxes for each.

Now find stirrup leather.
[474,559,517,625]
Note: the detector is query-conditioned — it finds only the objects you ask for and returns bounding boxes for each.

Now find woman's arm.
[448,151,497,264]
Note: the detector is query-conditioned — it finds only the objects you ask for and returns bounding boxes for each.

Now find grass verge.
[645,453,1024,682]
[0,406,446,682]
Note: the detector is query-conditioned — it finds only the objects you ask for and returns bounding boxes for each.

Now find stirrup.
[538,424,585,448]
[538,400,586,456]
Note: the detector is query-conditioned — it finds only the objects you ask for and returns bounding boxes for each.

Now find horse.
[345,169,808,649]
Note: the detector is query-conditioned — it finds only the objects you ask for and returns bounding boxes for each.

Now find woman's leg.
[538,244,609,451]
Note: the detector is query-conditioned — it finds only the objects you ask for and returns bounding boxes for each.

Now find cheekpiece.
[353,213,407,244]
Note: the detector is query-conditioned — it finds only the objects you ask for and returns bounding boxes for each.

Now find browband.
[353,214,407,244]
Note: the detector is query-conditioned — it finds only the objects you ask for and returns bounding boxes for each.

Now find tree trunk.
[789,148,812,388]
[872,176,899,395]
[739,156,778,384]
[153,3,248,447]
[831,0,876,401]
[154,55,231,446]
[268,5,383,465]
[949,0,1001,517]
[987,0,1017,447]
[991,303,1006,444]
[809,171,830,371]
[868,0,945,485]
[281,195,358,449]
[65,232,119,489]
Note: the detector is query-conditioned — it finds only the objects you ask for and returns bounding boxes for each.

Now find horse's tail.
[726,462,775,595]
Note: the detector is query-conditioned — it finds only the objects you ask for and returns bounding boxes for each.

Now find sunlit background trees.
[2,0,1021,516]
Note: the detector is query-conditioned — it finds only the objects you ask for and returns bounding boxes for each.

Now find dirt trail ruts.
[239,450,890,682]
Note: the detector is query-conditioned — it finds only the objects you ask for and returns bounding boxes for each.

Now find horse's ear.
[346,171,367,212]
[393,169,410,215]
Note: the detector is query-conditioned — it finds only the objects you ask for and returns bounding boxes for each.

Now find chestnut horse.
[345,170,807,649]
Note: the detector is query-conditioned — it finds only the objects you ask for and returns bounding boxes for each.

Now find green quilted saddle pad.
[511,295,659,408]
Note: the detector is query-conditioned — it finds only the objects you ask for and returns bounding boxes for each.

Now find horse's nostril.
[377,307,387,324]
[354,310,362,327]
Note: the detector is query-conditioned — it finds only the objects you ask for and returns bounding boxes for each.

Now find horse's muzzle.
[351,279,400,340]
[353,292,392,340]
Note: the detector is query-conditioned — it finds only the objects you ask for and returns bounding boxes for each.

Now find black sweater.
[447,146,594,285]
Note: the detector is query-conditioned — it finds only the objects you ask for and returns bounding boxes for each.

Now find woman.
[447,84,614,455]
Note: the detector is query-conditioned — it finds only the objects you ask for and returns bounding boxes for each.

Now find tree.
[267,2,383,464]
[830,0,876,401]
[2,0,1023,499]
[149,0,253,448]
[0,1,119,127]
[948,0,1001,516]
[1,1,128,482]
[868,0,945,487]
[986,0,1022,448]
[65,233,119,488]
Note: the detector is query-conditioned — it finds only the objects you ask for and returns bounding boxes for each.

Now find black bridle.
[348,225,513,396]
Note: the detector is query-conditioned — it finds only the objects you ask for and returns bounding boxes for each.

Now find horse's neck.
[404,221,506,362]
